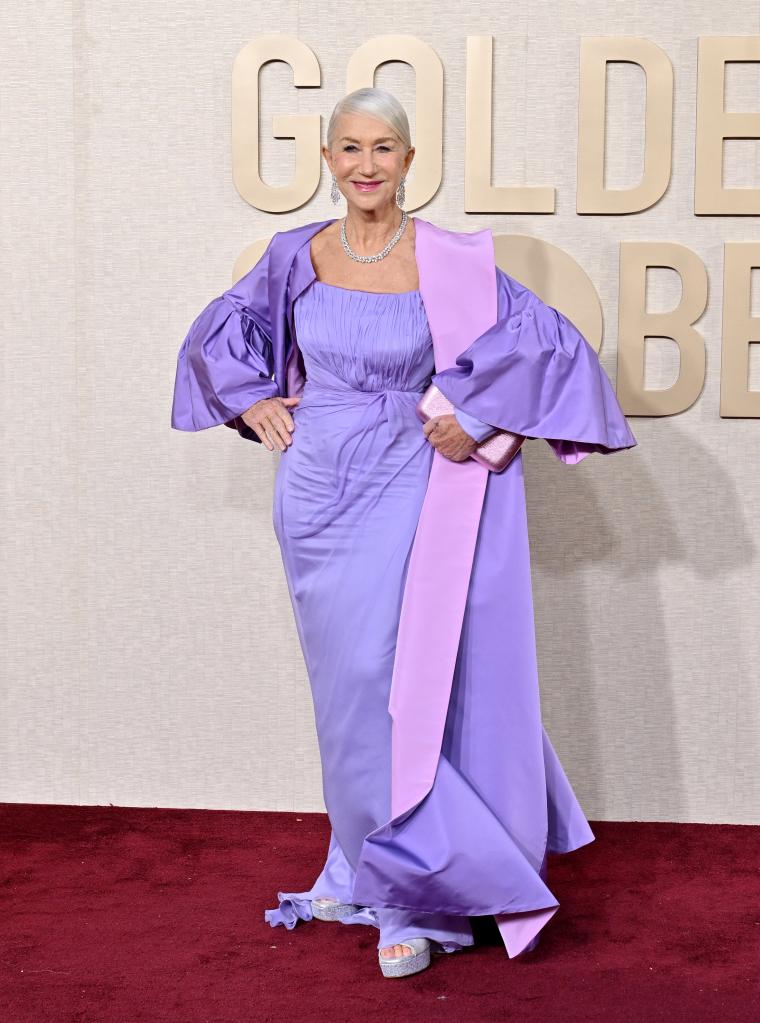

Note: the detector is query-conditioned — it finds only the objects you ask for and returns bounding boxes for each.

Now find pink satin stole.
[390,218,556,957]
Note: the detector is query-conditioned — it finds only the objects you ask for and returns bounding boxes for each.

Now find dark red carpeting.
[0,804,758,1022]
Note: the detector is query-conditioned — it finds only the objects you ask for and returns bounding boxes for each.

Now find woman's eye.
[343,145,392,152]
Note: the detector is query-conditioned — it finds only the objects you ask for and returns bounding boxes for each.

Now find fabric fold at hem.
[263,891,473,954]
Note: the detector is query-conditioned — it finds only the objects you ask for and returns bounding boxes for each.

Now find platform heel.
[310,896,360,921]
[378,937,431,978]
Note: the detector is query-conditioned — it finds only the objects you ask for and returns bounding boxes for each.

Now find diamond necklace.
[340,211,408,263]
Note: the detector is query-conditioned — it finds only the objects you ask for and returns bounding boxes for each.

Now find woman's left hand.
[423,414,478,462]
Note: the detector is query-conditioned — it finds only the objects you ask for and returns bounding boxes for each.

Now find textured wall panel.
[1,2,758,822]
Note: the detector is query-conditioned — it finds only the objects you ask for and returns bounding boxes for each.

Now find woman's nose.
[359,151,376,174]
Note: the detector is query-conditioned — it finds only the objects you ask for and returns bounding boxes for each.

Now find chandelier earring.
[331,174,342,205]
[396,176,406,209]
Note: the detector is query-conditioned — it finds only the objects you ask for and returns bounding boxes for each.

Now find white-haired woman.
[171,87,637,978]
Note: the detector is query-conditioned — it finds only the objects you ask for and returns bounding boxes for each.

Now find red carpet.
[0,804,757,1022]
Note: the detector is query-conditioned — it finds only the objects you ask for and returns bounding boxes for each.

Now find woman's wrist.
[453,407,498,443]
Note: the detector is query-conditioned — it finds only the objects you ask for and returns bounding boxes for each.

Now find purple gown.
[171,220,638,956]
[267,280,488,951]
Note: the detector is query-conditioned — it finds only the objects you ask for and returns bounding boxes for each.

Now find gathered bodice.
[277,280,437,538]
[293,280,435,397]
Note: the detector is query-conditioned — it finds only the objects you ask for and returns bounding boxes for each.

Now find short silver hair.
[326,87,412,153]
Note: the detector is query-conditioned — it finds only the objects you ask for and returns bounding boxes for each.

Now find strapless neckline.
[312,279,420,297]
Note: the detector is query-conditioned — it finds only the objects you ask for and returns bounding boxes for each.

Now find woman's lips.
[352,181,383,191]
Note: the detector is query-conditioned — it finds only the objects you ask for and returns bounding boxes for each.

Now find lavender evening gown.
[266,279,494,953]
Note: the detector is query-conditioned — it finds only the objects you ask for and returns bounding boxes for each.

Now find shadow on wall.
[524,419,755,824]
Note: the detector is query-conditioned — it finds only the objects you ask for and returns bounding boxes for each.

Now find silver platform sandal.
[378,937,431,978]
[311,896,360,921]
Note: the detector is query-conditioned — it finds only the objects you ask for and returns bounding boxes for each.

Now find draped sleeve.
[431,267,637,464]
[170,237,280,442]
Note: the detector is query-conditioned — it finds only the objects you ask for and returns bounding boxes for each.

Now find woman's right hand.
[241,395,301,451]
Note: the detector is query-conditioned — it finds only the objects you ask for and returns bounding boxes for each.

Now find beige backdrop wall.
[2,2,758,823]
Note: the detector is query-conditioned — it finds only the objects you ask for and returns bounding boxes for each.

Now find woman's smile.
[351,180,383,192]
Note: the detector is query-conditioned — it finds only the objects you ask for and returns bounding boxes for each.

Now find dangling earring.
[331,174,341,205]
[396,176,406,209]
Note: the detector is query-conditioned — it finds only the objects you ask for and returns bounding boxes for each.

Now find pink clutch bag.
[416,384,525,473]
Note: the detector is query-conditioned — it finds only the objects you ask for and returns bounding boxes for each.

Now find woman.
[171,87,637,979]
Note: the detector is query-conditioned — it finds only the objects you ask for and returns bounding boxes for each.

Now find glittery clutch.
[416,384,525,473]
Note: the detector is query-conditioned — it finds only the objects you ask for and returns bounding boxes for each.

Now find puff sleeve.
[170,237,280,442]
[431,267,637,464]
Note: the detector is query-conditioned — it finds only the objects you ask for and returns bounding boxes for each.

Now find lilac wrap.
[171,217,637,957]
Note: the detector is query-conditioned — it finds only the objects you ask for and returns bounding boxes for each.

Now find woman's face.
[322,111,414,215]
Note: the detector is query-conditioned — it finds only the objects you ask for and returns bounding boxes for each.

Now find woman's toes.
[380,943,413,957]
